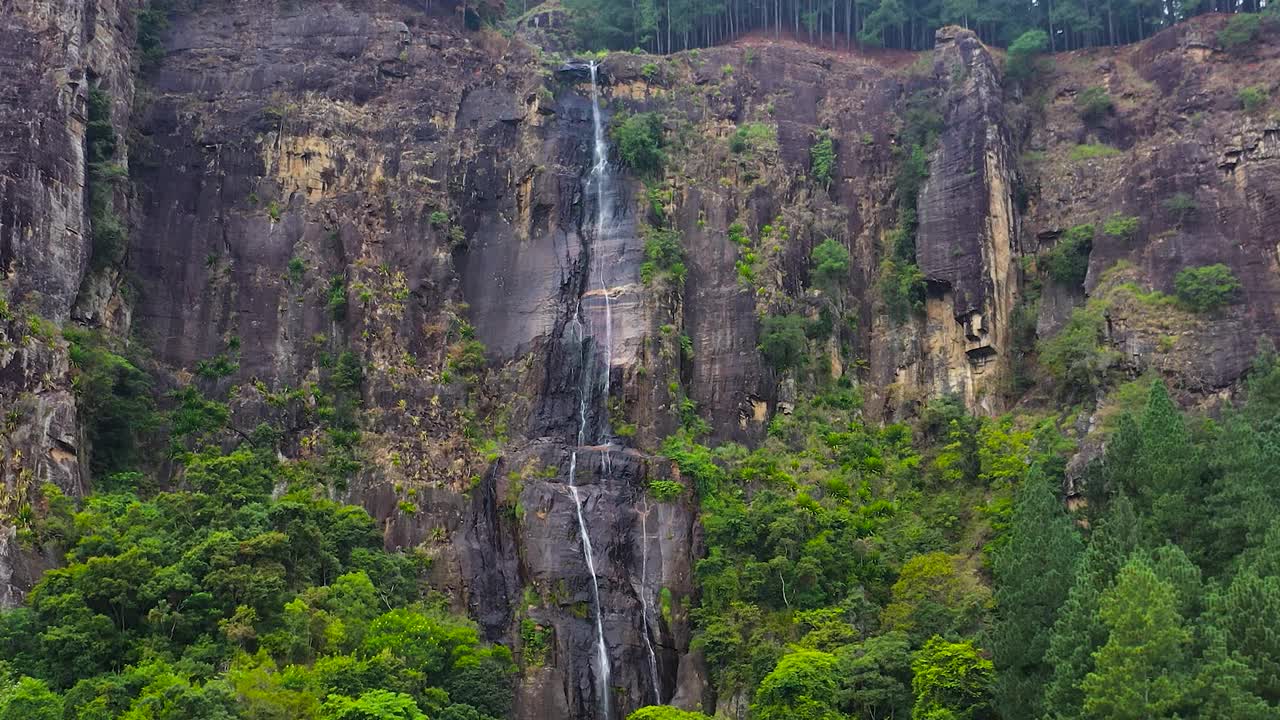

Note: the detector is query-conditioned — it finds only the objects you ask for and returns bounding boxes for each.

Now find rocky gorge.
[1,0,1278,717]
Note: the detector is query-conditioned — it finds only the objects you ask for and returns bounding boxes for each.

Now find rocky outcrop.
[1026,15,1280,396]
[118,2,701,716]
[0,0,138,605]
[908,26,1020,412]
[3,2,1280,717]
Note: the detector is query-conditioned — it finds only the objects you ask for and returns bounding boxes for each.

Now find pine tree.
[989,466,1083,720]
[1207,569,1280,703]
[1190,628,1274,720]
[1080,555,1191,720]
[1136,381,1202,544]
[1040,495,1142,719]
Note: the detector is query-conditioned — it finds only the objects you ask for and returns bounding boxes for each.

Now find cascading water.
[564,61,662,718]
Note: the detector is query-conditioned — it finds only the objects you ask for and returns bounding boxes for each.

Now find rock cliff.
[1,1,1278,717]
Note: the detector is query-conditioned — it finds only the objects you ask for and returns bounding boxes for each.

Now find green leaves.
[910,637,994,720]
[758,314,809,373]
[809,132,835,190]
[611,112,665,177]
[1074,86,1114,124]
[640,225,686,287]
[1174,263,1242,312]
[320,690,427,720]
[752,650,843,720]
[1043,224,1094,286]
[810,238,850,294]
[1005,29,1049,84]
[989,467,1082,719]
[1080,556,1191,719]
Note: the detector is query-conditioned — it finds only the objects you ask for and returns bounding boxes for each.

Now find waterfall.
[564,61,662,718]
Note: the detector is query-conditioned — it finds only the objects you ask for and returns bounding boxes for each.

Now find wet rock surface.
[2,3,1280,718]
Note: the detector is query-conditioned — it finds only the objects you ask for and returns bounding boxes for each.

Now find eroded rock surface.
[2,3,1280,718]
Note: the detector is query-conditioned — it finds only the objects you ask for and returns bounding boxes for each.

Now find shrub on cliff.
[1174,264,1242,312]
[811,238,850,293]
[730,122,777,157]
[1075,86,1113,124]
[1218,13,1263,51]
[1102,213,1140,242]
[628,707,712,719]
[1005,29,1049,85]
[611,112,664,176]
[1043,224,1094,287]
[640,225,686,286]
[1239,84,1270,114]
[879,257,926,323]
[810,131,836,190]
[758,314,809,372]
[1040,301,1114,398]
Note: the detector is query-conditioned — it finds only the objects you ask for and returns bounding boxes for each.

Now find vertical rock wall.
[0,0,137,605]
[905,26,1020,412]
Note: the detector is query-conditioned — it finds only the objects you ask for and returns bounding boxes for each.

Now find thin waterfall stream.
[565,61,662,718]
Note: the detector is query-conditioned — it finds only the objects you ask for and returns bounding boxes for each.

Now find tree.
[612,112,665,177]
[1080,555,1191,719]
[910,637,994,720]
[1004,29,1049,84]
[753,650,843,720]
[319,690,427,720]
[758,314,809,372]
[1039,301,1112,399]
[628,707,713,720]
[1043,224,1093,286]
[1133,380,1202,542]
[1174,264,1242,312]
[836,631,913,720]
[880,552,988,641]
[811,132,836,190]
[810,238,851,293]
[1206,569,1280,702]
[1074,86,1113,123]
[1189,629,1274,720]
[989,467,1083,720]
[0,676,63,720]
[1041,495,1142,718]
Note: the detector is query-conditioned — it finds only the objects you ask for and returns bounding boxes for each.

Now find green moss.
[1069,143,1121,161]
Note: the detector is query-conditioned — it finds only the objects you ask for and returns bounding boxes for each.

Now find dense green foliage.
[810,132,836,190]
[1004,29,1049,84]
[561,0,1274,52]
[1043,224,1093,286]
[641,226,688,286]
[1174,263,1242,312]
[810,238,850,293]
[758,314,810,372]
[1038,300,1112,399]
[651,355,1280,720]
[1,329,514,719]
[1074,86,1114,123]
[611,112,665,177]
[1239,84,1271,114]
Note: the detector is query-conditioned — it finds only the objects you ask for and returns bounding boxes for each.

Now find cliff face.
[0,0,138,605]
[1,1,1278,717]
